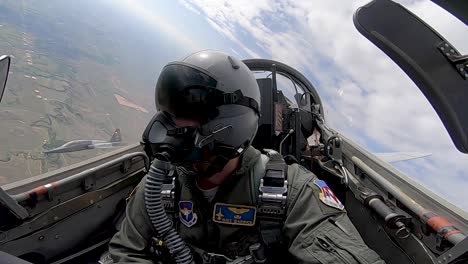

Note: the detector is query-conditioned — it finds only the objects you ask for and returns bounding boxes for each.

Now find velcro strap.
[259,221,283,247]
[219,89,260,114]
[237,96,260,114]
[223,90,243,104]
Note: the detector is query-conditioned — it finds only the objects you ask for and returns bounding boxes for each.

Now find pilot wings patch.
[314,180,344,210]
[212,203,256,226]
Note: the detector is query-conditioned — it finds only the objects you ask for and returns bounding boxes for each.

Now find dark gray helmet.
[154,50,261,174]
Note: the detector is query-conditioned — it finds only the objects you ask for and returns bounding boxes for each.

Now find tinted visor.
[170,123,240,166]
[183,143,239,164]
[156,63,220,124]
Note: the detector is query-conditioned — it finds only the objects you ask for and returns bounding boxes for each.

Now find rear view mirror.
[354,0,468,153]
[0,55,11,103]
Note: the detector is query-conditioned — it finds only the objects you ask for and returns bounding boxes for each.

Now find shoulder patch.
[314,180,344,210]
[179,201,198,227]
[213,203,256,226]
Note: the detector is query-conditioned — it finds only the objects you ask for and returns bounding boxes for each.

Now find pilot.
[108,50,385,264]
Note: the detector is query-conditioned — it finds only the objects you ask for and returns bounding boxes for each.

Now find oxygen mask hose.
[144,155,194,264]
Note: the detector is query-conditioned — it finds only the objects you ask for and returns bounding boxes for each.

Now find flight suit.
[109,146,385,263]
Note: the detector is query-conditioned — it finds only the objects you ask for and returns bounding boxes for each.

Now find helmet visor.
[156,63,220,124]
[170,124,241,166]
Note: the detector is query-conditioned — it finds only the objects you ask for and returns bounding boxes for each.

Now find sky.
[112,0,468,211]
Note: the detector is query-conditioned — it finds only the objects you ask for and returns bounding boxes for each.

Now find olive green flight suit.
[109,146,385,263]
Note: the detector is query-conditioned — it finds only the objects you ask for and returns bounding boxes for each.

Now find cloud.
[115,0,201,52]
[177,0,202,15]
[180,0,277,58]
[204,17,261,58]
[180,0,468,211]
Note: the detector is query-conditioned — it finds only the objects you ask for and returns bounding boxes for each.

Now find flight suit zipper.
[316,237,354,264]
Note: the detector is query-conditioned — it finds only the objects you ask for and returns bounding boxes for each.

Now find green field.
[0,1,155,184]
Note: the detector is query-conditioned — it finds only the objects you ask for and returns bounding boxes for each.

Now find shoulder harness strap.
[257,149,288,247]
[162,172,178,222]
[161,151,289,247]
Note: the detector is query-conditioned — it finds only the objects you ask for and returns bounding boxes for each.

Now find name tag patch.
[212,203,256,226]
[314,180,344,210]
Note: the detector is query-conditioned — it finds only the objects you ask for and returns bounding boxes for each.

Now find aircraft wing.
[43,140,93,154]
[89,142,125,149]
[44,129,124,154]
[374,152,432,163]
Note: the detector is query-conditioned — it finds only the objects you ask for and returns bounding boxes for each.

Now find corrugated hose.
[144,158,194,264]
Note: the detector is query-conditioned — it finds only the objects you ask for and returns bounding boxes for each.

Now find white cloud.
[180,0,468,211]
[229,47,241,57]
[177,0,201,15]
[204,17,261,58]
[114,0,201,52]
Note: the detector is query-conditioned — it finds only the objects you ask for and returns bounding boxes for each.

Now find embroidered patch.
[212,203,256,226]
[314,180,344,210]
[179,201,198,227]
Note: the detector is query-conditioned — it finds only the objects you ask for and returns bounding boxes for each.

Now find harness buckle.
[258,149,288,222]
[162,177,175,213]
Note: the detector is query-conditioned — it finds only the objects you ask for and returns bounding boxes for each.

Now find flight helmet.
[154,50,261,175]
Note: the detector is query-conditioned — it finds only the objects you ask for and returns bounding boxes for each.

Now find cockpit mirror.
[0,55,11,103]
[354,0,468,153]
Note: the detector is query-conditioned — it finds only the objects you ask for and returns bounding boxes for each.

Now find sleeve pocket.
[305,235,357,264]
[302,217,385,264]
